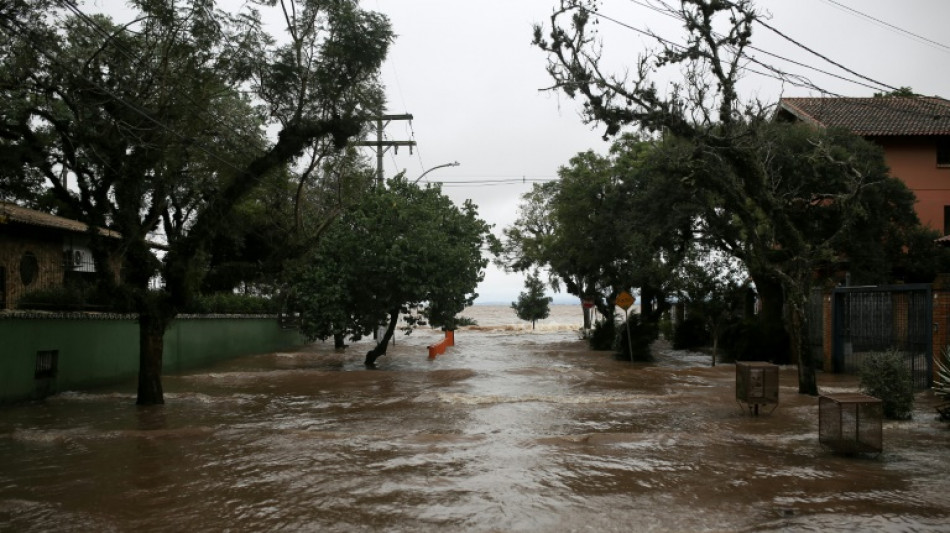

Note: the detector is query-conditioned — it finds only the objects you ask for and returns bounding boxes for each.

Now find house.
[777,96,950,234]
[0,202,120,310]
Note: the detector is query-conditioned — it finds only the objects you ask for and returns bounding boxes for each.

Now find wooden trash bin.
[819,393,883,455]
[736,362,779,415]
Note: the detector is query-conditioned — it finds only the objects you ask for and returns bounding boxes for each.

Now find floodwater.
[2,305,949,532]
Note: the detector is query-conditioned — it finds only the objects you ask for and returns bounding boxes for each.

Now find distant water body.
[461,304,584,330]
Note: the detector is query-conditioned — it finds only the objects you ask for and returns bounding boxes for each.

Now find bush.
[672,316,709,350]
[17,284,124,311]
[936,346,950,401]
[936,346,950,421]
[589,317,616,351]
[616,314,656,362]
[185,293,278,314]
[859,350,915,420]
[658,315,674,341]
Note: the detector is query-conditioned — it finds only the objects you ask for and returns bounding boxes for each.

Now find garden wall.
[0,313,306,404]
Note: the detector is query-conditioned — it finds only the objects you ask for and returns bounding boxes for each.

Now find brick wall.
[0,232,66,310]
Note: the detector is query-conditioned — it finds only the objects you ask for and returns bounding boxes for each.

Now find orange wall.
[875,136,950,233]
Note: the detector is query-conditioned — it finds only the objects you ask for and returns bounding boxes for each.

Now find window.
[19,251,38,286]
[945,206,950,236]
[938,137,950,167]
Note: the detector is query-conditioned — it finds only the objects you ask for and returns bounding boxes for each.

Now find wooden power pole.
[353,114,416,187]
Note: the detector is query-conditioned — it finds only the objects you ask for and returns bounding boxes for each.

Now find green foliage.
[658,314,674,341]
[873,87,916,98]
[293,178,494,343]
[859,350,915,420]
[452,316,478,328]
[0,0,394,402]
[17,286,109,311]
[936,347,950,421]
[499,133,679,325]
[719,318,789,364]
[589,317,616,351]
[17,286,277,315]
[936,346,950,401]
[533,0,933,395]
[184,293,278,315]
[511,271,553,329]
[672,316,708,350]
[615,313,656,362]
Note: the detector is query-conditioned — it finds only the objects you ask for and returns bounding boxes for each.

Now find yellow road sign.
[615,291,634,310]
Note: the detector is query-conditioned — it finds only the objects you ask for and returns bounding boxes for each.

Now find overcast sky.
[359,0,950,304]
[86,0,950,304]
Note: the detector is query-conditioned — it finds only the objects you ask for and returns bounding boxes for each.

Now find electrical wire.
[750,15,899,94]
[819,0,950,54]
[621,0,892,93]
[587,2,950,126]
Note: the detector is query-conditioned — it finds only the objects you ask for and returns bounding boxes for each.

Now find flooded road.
[2,307,949,532]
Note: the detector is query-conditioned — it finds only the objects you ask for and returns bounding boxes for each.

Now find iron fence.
[833,284,932,390]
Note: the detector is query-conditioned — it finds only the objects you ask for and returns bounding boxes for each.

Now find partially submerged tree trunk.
[365,308,399,366]
[137,309,172,405]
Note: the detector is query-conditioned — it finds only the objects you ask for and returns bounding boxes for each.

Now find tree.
[512,271,553,329]
[498,135,682,328]
[499,154,617,327]
[201,146,376,296]
[293,177,495,366]
[672,250,747,366]
[0,0,392,404]
[499,133,692,350]
[534,0,928,394]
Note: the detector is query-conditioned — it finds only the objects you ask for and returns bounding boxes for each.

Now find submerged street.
[2,321,949,532]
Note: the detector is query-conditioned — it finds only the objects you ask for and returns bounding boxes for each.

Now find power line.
[623,0,891,93]
[562,4,948,129]
[819,0,950,54]
[751,15,898,94]
[590,6,866,95]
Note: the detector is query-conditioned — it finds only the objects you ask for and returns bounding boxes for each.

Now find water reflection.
[2,312,949,532]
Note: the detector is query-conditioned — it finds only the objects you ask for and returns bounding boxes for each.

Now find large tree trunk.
[364,308,399,366]
[137,310,171,405]
[786,284,818,395]
[754,274,785,334]
[748,271,791,364]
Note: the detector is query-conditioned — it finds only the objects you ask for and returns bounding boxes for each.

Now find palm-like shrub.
[935,346,950,421]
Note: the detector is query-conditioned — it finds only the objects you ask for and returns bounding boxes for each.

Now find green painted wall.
[0,314,306,403]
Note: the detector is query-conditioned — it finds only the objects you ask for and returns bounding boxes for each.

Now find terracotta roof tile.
[778,96,950,136]
[0,202,120,238]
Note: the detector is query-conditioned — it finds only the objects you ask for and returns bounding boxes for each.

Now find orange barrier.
[427,329,455,359]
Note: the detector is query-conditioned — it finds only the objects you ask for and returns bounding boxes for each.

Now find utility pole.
[353,114,416,187]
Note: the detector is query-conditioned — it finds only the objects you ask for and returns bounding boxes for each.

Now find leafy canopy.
[294,177,495,341]
[512,271,553,329]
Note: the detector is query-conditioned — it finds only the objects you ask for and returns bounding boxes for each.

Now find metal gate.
[832,284,932,389]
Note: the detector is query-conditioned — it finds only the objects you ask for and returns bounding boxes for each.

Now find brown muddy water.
[2,306,949,532]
